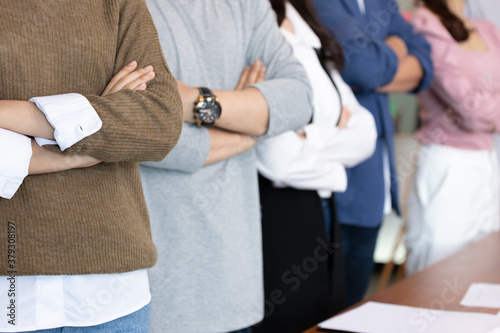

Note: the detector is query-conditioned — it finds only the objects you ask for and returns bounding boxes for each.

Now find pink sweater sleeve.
[413,10,500,133]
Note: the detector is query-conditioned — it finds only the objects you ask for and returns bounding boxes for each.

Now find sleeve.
[62,0,183,162]
[256,72,376,193]
[30,93,101,151]
[414,16,500,133]
[340,41,399,93]
[256,132,348,192]
[140,123,210,173]
[387,1,434,92]
[312,1,399,92]
[430,51,500,133]
[0,130,32,199]
[304,71,377,167]
[142,0,312,174]
[246,0,313,137]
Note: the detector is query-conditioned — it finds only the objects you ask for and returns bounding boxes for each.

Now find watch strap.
[194,87,220,127]
[198,87,214,98]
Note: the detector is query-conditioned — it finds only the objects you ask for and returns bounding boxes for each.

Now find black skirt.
[253,175,346,333]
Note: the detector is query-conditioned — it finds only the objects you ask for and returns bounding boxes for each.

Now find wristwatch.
[193,87,222,127]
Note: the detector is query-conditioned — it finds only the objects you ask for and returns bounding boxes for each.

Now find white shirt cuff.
[34,137,58,147]
[0,129,32,199]
[30,93,102,151]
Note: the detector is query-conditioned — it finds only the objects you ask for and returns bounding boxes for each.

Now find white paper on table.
[486,326,500,333]
[318,302,500,333]
[460,283,500,309]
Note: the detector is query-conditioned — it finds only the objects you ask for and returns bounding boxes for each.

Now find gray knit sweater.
[141,0,312,332]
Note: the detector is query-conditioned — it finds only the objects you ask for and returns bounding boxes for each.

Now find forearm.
[28,141,70,175]
[204,127,256,166]
[29,140,100,175]
[213,88,269,136]
[376,55,424,93]
[0,101,54,139]
[385,36,408,60]
[433,76,500,133]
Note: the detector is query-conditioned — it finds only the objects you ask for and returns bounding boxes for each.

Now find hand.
[241,135,258,152]
[295,131,306,140]
[385,35,408,60]
[337,106,352,129]
[280,18,295,34]
[235,60,266,90]
[102,61,155,96]
[203,127,257,165]
[176,81,199,123]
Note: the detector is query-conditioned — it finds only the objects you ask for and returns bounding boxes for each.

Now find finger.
[134,83,147,91]
[337,119,347,129]
[246,60,263,85]
[337,107,349,128]
[123,71,156,90]
[339,111,351,128]
[256,66,266,83]
[102,61,138,96]
[344,108,352,120]
[235,66,250,90]
[109,66,154,94]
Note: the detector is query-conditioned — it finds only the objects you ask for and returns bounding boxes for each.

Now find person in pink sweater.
[405,0,500,275]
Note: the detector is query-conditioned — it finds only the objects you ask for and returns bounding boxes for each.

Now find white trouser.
[405,144,500,276]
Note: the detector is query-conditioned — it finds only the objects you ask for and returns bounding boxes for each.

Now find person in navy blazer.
[312,0,433,307]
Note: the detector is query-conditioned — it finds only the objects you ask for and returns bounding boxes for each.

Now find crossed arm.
[175,61,268,166]
[376,35,424,93]
[0,61,156,175]
[2,59,271,178]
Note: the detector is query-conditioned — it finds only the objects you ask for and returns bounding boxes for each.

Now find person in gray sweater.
[141,0,313,332]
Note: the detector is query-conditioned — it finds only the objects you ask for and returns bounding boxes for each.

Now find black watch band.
[198,87,214,98]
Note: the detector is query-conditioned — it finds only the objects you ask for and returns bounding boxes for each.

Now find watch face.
[196,97,221,124]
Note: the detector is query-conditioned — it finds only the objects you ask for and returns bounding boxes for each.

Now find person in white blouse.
[253,0,377,331]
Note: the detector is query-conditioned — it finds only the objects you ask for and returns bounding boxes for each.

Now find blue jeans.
[341,224,380,307]
[320,198,332,238]
[23,303,150,333]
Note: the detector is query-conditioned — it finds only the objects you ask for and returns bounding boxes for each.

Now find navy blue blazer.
[313,0,434,227]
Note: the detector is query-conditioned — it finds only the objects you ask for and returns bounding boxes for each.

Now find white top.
[0,94,149,332]
[0,129,31,199]
[256,3,377,198]
[0,270,150,332]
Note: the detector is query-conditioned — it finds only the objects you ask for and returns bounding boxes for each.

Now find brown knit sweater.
[0,0,183,275]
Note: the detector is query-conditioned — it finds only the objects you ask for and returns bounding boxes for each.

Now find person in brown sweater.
[0,0,182,331]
